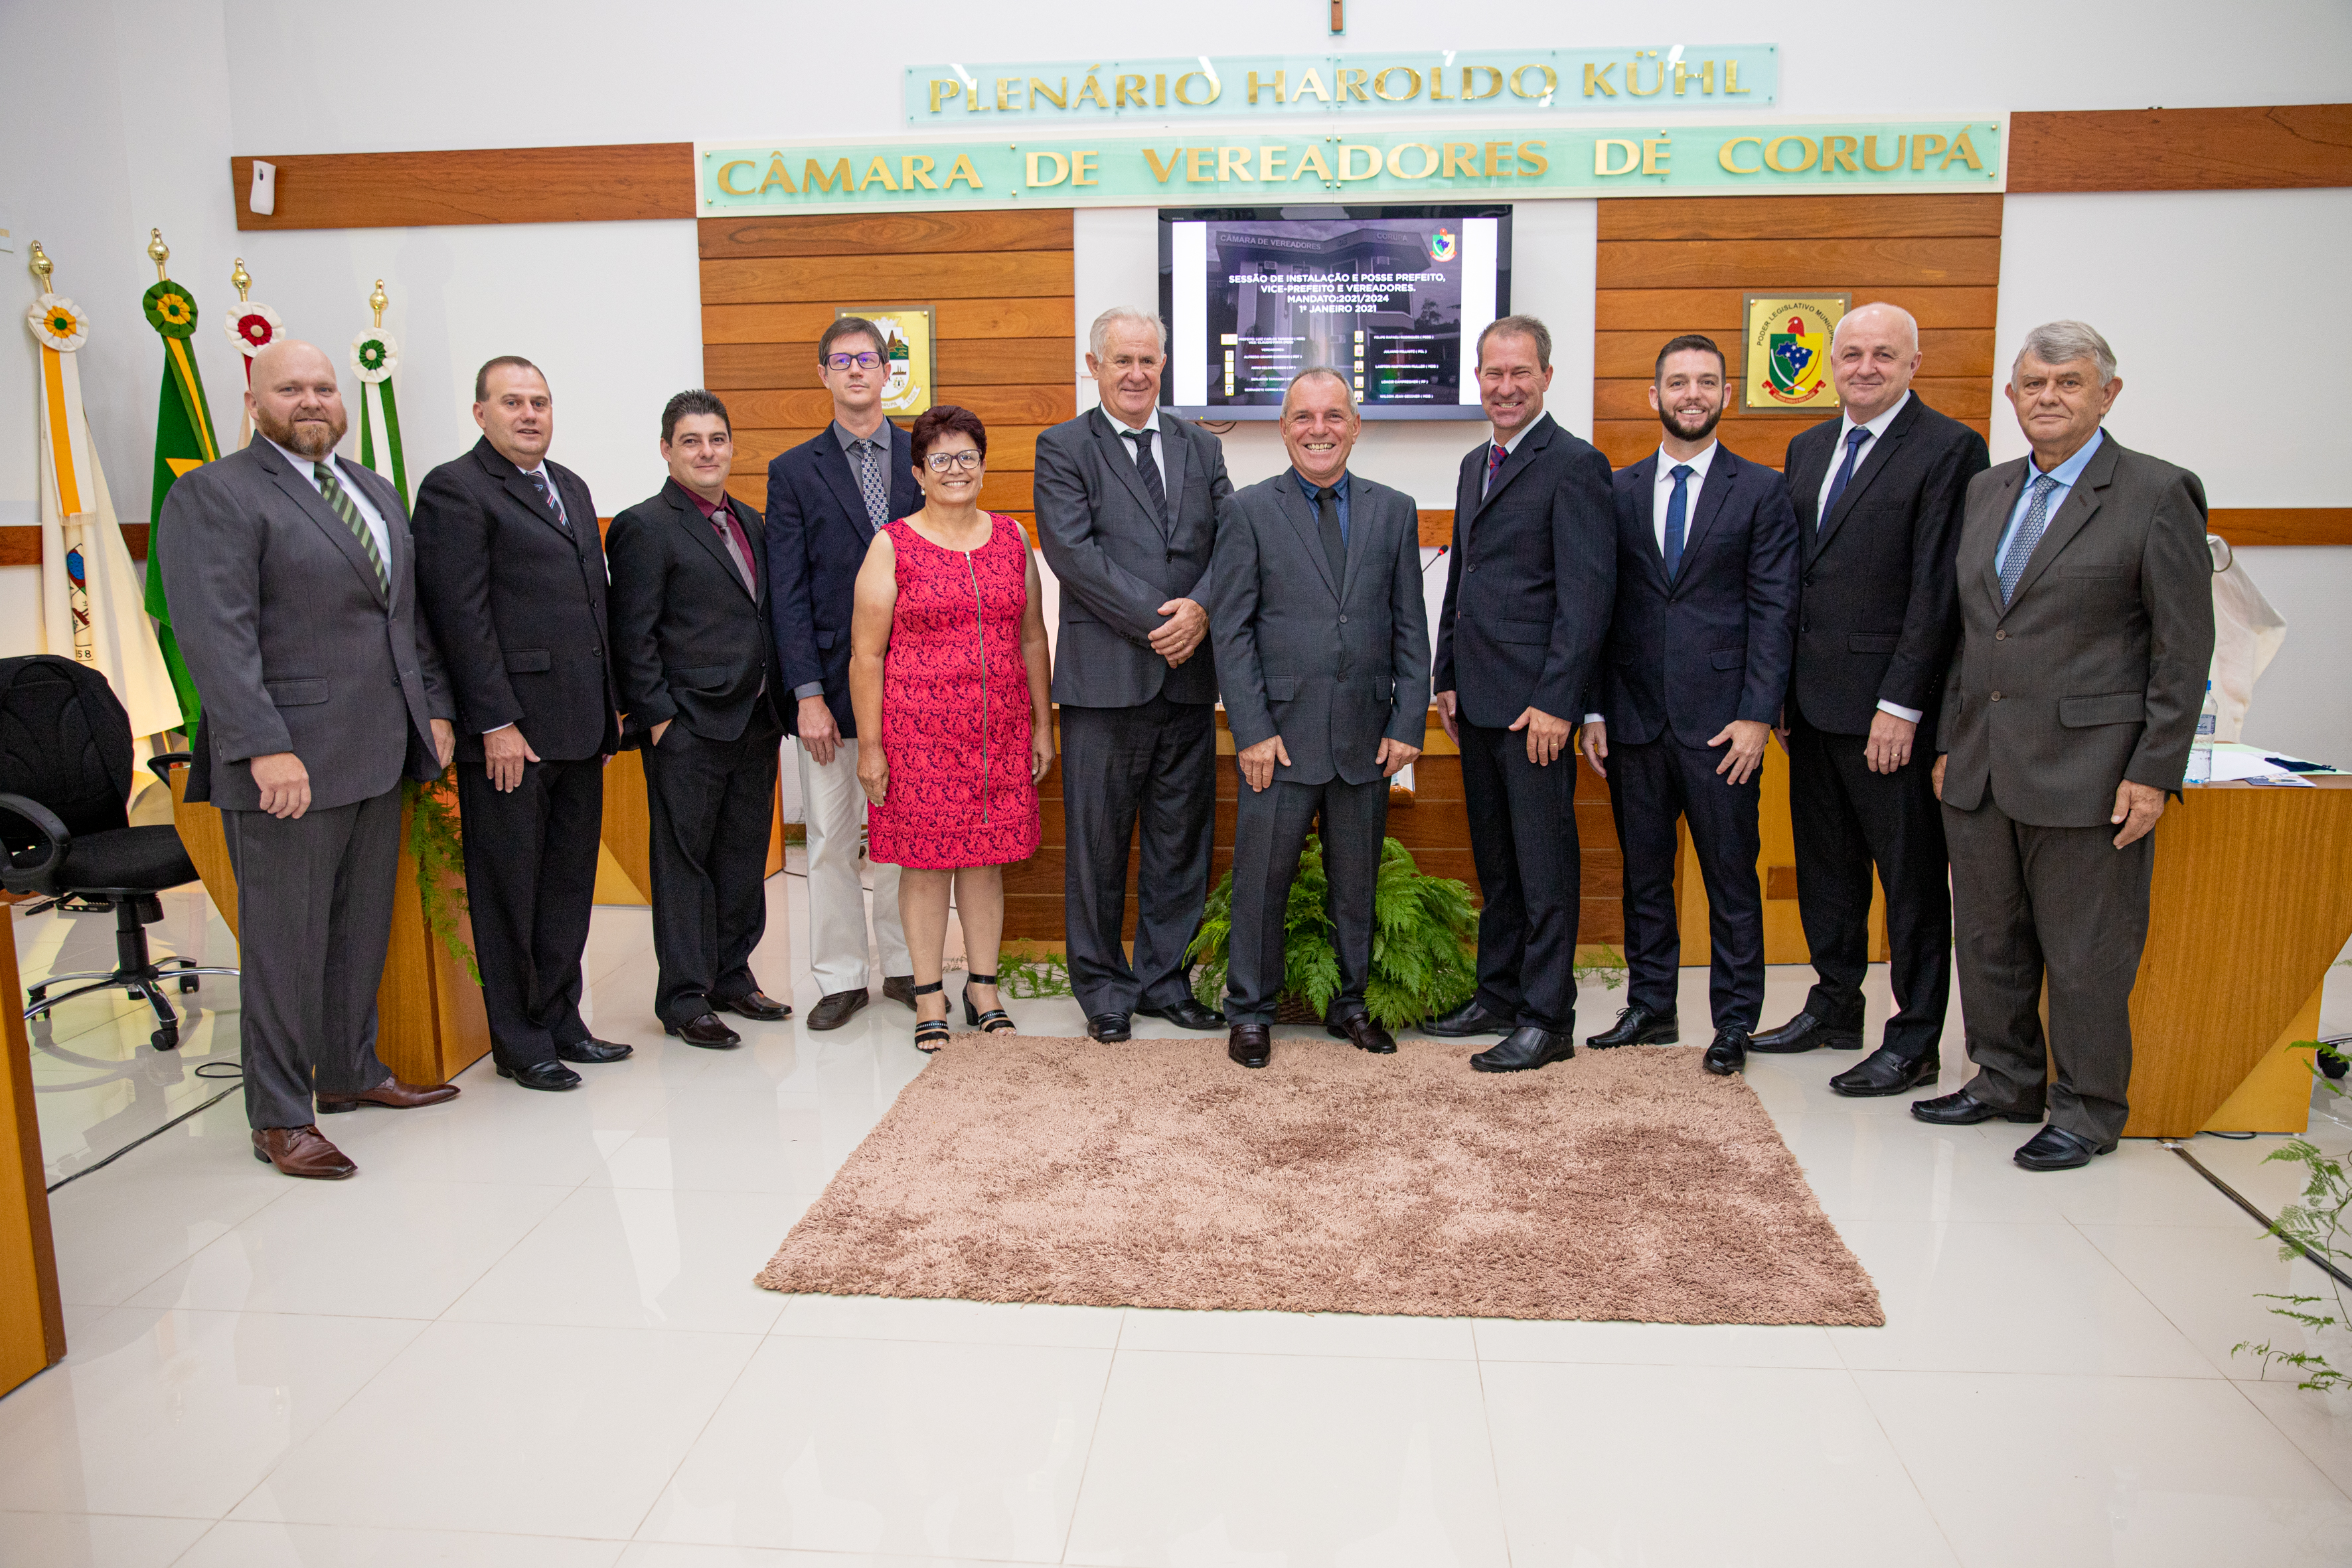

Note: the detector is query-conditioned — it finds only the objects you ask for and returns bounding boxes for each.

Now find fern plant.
[2233,1043,2352,1395]
[1187,836,1478,1030]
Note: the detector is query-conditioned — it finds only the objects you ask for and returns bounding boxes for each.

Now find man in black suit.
[1208,368,1429,1069]
[1034,307,1232,1042]
[412,356,631,1092]
[1751,303,1989,1097]
[1429,315,1615,1073]
[765,318,923,1031]
[605,391,791,1048]
[1579,335,1798,1077]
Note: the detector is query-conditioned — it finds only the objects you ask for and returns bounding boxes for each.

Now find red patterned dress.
[867,512,1042,869]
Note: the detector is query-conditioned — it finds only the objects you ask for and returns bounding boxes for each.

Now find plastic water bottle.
[2186,680,2218,784]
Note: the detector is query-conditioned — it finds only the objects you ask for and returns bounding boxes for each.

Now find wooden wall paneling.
[2207,509,2352,548]
[0,523,149,569]
[0,910,66,1396]
[699,209,1076,258]
[2009,105,2352,193]
[229,145,693,230]
[719,385,1075,431]
[1598,194,2006,241]
[1596,237,2003,291]
[704,297,1076,345]
[699,250,1075,305]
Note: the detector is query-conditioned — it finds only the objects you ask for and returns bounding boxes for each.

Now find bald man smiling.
[161,339,460,1180]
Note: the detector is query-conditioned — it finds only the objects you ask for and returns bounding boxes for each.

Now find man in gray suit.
[1917,321,2214,1169]
[1036,307,1233,1042]
[163,340,460,1180]
[1209,368,1429,1068]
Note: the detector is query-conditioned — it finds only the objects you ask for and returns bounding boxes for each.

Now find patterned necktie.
[710,501,756,593]
[1314,483,1347,588]
[849,437,890,534]
[1123,428,1170,532]
[1483,440,1507,499]
[1820,424,1871,530]
[1662,464,1693,580]
[2000,474,2061,607]
[527,469,571,533]
[313,461,388,595]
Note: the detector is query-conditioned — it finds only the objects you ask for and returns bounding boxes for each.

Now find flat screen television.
[1158,205,1511,422]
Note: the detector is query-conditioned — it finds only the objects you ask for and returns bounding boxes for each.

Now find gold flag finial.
[147,228,171,280]
[368,278,388,328]
[28,240,54,292]
[231,257,252,301]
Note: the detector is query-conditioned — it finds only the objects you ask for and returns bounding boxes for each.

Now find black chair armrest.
[0,791,70,897]
[145,751,193,787]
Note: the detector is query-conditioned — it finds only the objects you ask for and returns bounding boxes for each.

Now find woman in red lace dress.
[850,405,1054,1052]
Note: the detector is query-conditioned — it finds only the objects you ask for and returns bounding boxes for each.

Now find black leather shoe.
[807,989,870,1031]
[1423,997,1515,1038]
[1228,1023,1272,1068]
[1748,1011,1864,1053]
[1470,1025,1573,1073]
[882,975,918,1010]
[1702,1027,1749,1076]
[2014,1124,2116,1170]
[716,990,791,1022]
[1911,1088,2041,1126]
[1831,1048,1938,1097]
[1326,1011,1397,1054]
[1586,1004,1679,1049]
[497,1059,582,1091]
[1087,1012,1132,1043]
[665,1012,742,1048]
[556,1038,633,1064]
[1137,996,1227,1030]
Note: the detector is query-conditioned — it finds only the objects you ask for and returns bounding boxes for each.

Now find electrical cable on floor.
[2167,1138,2352,1291]
[44,1060,242,1196]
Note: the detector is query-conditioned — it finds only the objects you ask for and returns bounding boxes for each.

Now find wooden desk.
[1,910,66,1395]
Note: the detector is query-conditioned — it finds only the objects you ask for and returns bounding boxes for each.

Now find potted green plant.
[2233,1043,2352,1413]
[1186,836,1478,1030]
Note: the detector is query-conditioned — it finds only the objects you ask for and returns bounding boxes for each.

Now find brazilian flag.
[141,279,220,734]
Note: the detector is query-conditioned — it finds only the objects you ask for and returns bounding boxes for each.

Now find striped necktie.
[1999,474,2061,607]
[1483,440,1506,498]
[313,461,388,595]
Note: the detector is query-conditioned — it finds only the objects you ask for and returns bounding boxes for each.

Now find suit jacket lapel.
[1338,477,1376,603]
[1974,462,2025,610]
[1812,414,1909,560]
[2002,438,2116,613]
[1626,455,1668,589]
[1470,414,1553,523]
[263,447,388,607]
[1162,416,1189,524]
[1277,476,1340,601]
[1788,426,1833,536]
[1675,450,1736,585]
[1091,408,1166,536]
[821,428,880,542]
[345,461,410,614]
[670,483,755,598]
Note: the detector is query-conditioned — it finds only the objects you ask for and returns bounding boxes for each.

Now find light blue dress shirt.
[1997,429,2104,578]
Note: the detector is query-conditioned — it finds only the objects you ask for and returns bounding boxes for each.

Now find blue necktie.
[1820,425,1871,529]
[2000,474,2062,606]
[1662,463,1692,580]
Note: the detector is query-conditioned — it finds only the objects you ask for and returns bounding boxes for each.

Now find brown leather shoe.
[1325,1011,1397,1054]
[1228,1023,1272,1068]
[807,988,870,1031]
[252,1125,357,1180]
[315,1077,459,1114]
[882,974,918,1010]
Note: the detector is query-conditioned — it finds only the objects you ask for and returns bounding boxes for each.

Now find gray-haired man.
[1919,321,2214,1169]
[1034,307,1233,1040]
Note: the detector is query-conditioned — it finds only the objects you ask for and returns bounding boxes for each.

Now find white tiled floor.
[7,863,2352,1567]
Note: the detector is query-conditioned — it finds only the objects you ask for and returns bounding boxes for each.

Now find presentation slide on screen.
[1167,214,1500,418]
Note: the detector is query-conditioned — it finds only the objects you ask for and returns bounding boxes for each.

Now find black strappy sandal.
[912,980,949,1053]
[962,973,1018,1034]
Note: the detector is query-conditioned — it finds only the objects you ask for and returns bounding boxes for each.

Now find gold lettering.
[1941,128,1984,171]
[1484,140,1517,176]
[1076,69,1109,110]
[1862,134,1905,171]
[1259,144,1289,180]
[1031,76,1068,109]
[1765,135,1818,173]
[963,86,986,113]
[1462,66,1502,100]
[716,159,755,195]
[1642,137,1672,175]
[1674,59,1715,95]
[1154,73,1167,107]
[1373,66,1421,101]
[804,158,852,192]
[1186,146,1216,181]
[996,78,1019,112]
[1338,68,1370,101]
[902,155,939,190]
[1338,143,1381,180]
[944,155,983,189]
[1117,74,1148,108]
[1248,70,1285,104]
[1073,150,1100,186]
[1292,143,1334,181]
[1176,71,1221,106]
[1595,139,1640,177]
[1429,63,1451,100]
[1026,151,1069,187]
[860,156,899,191]
[927,80,959,114]
[1725,61,1749,94]
[1512,63,1558,99]
[1143,147,1182,183]
[1293,67,1333,103]
[1626,56,1663,98]
[759,155,796,194]
[1518,141,1549,177]
[1822,136,1859,173]
[1911,133,1948,171]
[1443,143,1480,177]
[1583,62,1616,97]
[1218,145,1253,181]
[1717,137,1763,175]
[1387,141,1441,179]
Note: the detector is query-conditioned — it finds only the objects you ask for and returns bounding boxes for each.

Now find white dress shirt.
[268,437,391,568]
[1105,404,1166,491]
[1809,392,1923,726]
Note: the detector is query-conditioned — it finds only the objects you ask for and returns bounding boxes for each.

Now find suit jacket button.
[1991,691,2003,702]
[1994,629,2007,640]
[1339,615,1348,624]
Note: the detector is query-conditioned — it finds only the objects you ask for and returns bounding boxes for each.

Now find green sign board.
[697,120,2002,214]
[903,46,1780,123]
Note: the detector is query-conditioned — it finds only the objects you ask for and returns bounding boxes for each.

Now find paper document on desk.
[2203,742,2336,783]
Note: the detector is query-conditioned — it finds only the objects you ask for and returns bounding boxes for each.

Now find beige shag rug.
[755,1036,1882,1326]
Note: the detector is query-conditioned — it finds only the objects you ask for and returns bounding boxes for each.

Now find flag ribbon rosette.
[224,257,282,449]
[21,242,180,737]
[350,279,408,507]
[139,229,221,733]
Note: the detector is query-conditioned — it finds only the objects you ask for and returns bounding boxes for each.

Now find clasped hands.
[1148,597,1207,667]
[250,719,454,821]
[1579,717,1770,786]
[1236,734,1421,793]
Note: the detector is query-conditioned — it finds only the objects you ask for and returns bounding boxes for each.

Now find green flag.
[140,277,220,734]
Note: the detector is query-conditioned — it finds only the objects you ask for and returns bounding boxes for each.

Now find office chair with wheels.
[0,655,238,1050]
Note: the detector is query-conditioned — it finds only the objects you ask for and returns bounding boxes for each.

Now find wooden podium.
[169,768,493,1087]
[0,909,65,1397]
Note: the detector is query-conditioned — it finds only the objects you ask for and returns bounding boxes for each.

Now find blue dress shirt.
[1997,429,2104,577]
[1294,468,1349,544]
